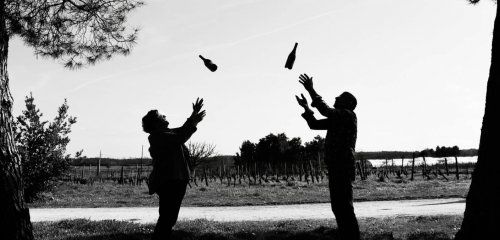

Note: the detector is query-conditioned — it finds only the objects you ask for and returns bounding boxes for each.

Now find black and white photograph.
[1,0,499,239]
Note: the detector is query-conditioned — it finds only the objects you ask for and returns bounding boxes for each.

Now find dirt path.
[30,198,465,224]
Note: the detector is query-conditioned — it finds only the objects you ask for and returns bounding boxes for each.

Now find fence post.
[454,156,459,180]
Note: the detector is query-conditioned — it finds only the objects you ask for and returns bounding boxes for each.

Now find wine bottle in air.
[199,55,218,72]
[285,42,298,70]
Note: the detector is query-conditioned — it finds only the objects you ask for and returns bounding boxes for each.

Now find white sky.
[8,0,497,158]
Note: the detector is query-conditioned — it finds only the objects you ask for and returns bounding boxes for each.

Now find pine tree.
[455,1,500,239]
[0,1,142,238]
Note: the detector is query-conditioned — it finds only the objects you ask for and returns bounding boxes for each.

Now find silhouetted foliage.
[5,0,143,68]
[187,142,217,170]
[14,93,78,202]
[435,146,460,157]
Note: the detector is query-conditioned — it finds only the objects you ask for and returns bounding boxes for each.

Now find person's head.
[142,110,169,134]
[333,92,357,111]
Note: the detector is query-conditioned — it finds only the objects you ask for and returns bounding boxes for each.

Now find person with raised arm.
[296,74,360,240]
[142,98,206,240]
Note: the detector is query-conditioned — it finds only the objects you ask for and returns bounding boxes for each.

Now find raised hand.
[299,74,314,92]
[295,94,310,109]
[192,110,206,124]
[192,98,204,115]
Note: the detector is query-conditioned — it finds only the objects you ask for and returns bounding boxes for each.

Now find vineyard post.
[362,161,367,180]
[317,152,322,181]
[444,157,449,175]
[120,165,124,184]
[226,167,231,187]
[247,165,252,185]
[318,152,322,169]
[306,160,312,183]
[364,160,368,179]
[253,162,257,184]
[218,167,222,184]
[238,165,242,185]
[203,168,209,186]
[285,162,288,181]
[97,150,101,178]
[316,153,323,182]
[258,164,262,185]
[140,145,143,179]
[454,155,459,180]
[410,153,415,181]
[356,161,362,180]
[422,155,428,180]
[300,163,304,182]
[135,164,139,186]
[89,164,92,177]
[266,162,271,182]
[275,163,280,183]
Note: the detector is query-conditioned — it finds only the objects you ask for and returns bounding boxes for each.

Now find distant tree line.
[357,146,476,160]
[234,133,477,167]
[70,141,478,167]
[71,157,152,167]
[234,133,325,170]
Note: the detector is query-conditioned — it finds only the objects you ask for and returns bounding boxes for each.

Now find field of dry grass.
[30,175,471,208]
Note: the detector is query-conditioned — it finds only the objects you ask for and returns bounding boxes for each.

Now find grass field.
[29,175,471,208]
[34,215,463,240]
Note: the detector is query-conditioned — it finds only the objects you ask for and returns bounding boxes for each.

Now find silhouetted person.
[296,74,360,240]
[142,98,206,240]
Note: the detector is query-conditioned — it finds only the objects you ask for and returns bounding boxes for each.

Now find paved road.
[30,198,465,224]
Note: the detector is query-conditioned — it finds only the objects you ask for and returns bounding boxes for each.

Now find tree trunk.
[455,3,500,239]
[0,1,34,239]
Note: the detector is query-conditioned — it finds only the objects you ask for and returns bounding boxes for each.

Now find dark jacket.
[147,118,197,195]
[302,94,357,179]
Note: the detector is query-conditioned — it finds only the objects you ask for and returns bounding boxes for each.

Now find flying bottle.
[199,55,218,72]
[285,42,298,70]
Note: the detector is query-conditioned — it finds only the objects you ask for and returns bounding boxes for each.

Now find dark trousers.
[153,180,188,240]
[329,174,360,240]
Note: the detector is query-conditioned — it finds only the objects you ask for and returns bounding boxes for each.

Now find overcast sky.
[8,0,497,158]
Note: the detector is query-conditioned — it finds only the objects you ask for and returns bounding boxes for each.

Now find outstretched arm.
[298,74,333,117]
[295,94,328,130]
[302,111,329,130]
[171,98,206,143]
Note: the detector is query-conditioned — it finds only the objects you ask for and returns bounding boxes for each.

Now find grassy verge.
[30,176,471,208]
[34,215,463,240]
